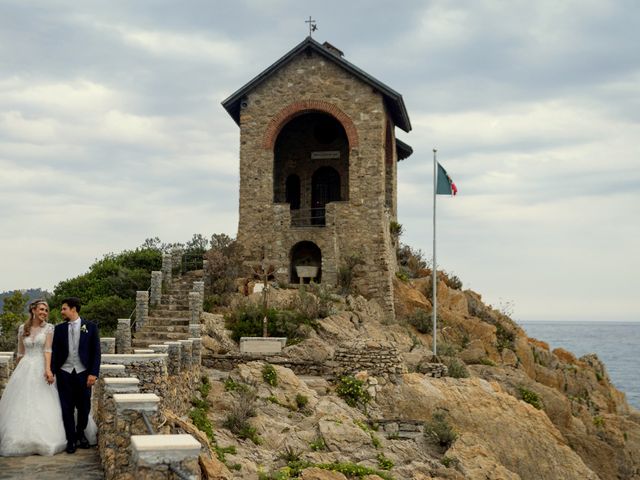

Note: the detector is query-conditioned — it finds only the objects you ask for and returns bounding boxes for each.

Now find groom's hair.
[62,297,82,313]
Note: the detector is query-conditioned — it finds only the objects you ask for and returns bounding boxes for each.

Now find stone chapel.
[222,37,412,317]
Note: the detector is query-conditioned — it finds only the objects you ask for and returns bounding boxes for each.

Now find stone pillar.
[102,354,168,401]
[188,324,201,338]
[150,271,162,307]
[172,247,183,277]
[0,355,12,398]
[193,281,205,317]
[188,337,202,368]
[161,252,173,290]
[136,290,149,330]
[188,292,200,325]
[203,258,210,291]
[131,434,201,480]
[111,393,161,479]
[98,377,141,479]
[100,337,116,354]
[165,342,182,375]
[178,340,193,371]
[116,318,132,354]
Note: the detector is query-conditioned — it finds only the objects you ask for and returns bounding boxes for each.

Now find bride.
[0,299,96,456]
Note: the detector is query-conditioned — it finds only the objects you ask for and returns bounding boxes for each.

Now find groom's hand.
[87,374,97,387]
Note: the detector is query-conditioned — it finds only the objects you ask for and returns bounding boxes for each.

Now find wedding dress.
[0,323,97,456]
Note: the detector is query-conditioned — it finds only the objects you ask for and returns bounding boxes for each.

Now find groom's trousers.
[56,369,91,444]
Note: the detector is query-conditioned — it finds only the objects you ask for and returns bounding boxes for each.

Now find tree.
[0,291,28,351]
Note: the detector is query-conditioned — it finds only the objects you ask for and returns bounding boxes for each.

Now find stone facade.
[225,39,411,320]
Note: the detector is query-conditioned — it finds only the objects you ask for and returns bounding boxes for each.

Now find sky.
[0,0,638,322]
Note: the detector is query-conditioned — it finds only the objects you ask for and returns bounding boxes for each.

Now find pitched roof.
[396,138,413,161]
[221,37,412,132]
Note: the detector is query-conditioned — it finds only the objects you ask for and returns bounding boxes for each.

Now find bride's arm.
[16,325,25,366]
[44,325,54,384]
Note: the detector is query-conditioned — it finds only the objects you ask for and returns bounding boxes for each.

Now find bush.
[337,253,365,294]
[335,375,371,409]
[406,309,432,335]
[396,243,429,278]
[289,284,336,320]
[262,363,278,386]
[295,394,309,410]
[223,389,261,444]
[424,411,458,450]
[224,302,317,343]
[309,437,327,451]
[444,358,469,379]
[377,453,394,470]
[495,323,515,352]
[518,387,543,410]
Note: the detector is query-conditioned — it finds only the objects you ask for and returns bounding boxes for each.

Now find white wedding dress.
[0,323,97,456]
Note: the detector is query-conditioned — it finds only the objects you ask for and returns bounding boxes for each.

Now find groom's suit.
[51,318,101,446]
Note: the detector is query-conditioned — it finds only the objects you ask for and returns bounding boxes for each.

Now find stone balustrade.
[131,434,201,479]
[161,252,172,290]
[100,337,116,354]
[116,318,132,354]
[150,271,163,307]
[136,291,150,330]
[188,292,200,326]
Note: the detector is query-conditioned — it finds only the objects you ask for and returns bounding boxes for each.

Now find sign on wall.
[311,151,340,160]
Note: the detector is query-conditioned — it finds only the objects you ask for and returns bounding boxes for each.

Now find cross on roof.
[305,16,317,37]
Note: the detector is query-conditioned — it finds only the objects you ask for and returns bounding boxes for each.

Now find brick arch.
[262,100,359,150]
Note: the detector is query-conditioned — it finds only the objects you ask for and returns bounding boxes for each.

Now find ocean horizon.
[521,321,640,410]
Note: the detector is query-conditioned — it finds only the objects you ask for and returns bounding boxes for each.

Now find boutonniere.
[80,324,88,334]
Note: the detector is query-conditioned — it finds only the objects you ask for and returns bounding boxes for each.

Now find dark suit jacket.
[51,319,101,378]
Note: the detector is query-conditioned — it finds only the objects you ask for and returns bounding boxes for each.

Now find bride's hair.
[23,299,49,337]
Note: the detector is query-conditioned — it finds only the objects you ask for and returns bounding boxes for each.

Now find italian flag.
[436,162,457,196]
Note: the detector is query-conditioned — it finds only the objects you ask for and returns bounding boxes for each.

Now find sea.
[521,321,640,410]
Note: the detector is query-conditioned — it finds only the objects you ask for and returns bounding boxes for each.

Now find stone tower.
[222,37,412,318]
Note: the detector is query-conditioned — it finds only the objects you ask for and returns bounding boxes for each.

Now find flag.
[436,162,457,195]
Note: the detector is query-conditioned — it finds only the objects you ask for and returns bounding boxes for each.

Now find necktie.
[70,323,77,354]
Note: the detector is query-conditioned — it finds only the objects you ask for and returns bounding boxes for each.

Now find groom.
[51,297,101,454]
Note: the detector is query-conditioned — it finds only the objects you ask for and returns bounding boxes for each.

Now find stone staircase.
[132,270,203,348]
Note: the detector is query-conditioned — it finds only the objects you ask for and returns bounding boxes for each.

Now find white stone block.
[131,434,201,464]
[102,353,168,365]
[113,393,160,412]
[240,337,286,354]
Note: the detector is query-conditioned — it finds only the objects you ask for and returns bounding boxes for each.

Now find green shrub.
[406,309,432,334]
[389,221,403,237]
[262,363,278,386]
[223,389,261,444]
[424,411,458,450]
[338,253,365,294]
[444,358,469,379]
[224,377,249,393]
[395,271,409,282]
[442,456,459,468]
[224,302,316,343]
[495,323,515,352]
[295,394,309,410]
[335,376,371,409]
[396,243,429,278]
[277,445,303,463]
[593,416,605,427]
[518,386,543,410]
[309,437,327,451]
[376,453,394,470]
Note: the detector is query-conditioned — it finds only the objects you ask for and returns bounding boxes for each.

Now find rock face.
[193,278,640,479]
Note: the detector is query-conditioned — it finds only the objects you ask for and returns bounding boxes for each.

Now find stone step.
[142,318,190,326]
[133,332,192,341]
[136,325,190,334]
[132,336,191,348]
[150,309,190,318]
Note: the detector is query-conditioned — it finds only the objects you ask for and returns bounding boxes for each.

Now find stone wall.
[0,354,13,398]
[203,339,406,379]
[235,48,399,319]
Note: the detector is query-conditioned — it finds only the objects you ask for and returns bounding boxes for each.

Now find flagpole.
[432,148,438,357]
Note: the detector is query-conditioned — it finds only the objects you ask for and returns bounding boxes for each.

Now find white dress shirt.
[61,318,86,374]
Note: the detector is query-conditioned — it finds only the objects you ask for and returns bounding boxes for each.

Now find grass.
[424,411,458,451]
[309,437,327,451]
[335,375,371,409]
[518,386,543,410]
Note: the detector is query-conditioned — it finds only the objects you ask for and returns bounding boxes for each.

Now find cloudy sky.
[1,0,638,322]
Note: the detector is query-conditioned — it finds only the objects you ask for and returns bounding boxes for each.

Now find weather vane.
[305,16,317,37]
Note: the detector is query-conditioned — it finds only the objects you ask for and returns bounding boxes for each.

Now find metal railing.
[290,207,327,227]
[181,252,204,274]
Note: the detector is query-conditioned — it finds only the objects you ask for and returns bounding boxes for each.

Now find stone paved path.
[0,448,103,479]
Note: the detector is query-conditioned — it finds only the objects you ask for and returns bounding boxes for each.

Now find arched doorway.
[311,166,341,225]
[290,241,322,284]
[273,112,349,227]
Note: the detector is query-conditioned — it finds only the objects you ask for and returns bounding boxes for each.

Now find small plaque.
[311,151,340,160]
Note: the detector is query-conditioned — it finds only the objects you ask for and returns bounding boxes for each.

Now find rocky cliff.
[194,277,640,480]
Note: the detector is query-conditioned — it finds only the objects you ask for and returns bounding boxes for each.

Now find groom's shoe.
[77,433,90,449]
[65,442,76,454]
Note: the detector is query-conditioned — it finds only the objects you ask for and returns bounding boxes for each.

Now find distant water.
[521,321,640,410]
